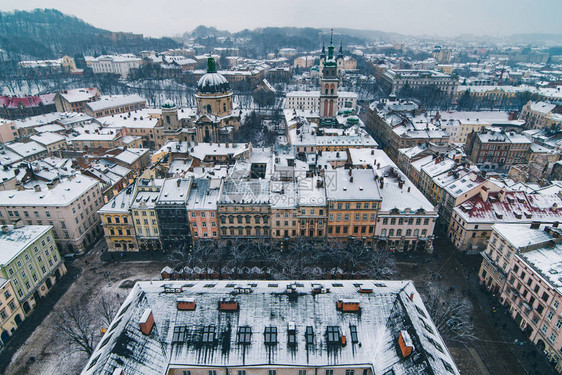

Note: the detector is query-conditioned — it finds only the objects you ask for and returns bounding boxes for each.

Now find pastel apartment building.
[0,277,24,348]
[480,223,562,371]
[0,225,66,316]
[0,175,104,253]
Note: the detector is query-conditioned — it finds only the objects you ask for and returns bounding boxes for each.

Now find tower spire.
[328,28,335,59]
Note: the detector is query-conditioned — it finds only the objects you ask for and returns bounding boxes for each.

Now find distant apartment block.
[0,94,56,120]
[89,54,142,78]
[83,94,147,118]
[380,69,457,98]
[465,129,531,170]
[54,87,100,113]
[285,91,357,112]
[520,101,562,129]
[0,175,104,253]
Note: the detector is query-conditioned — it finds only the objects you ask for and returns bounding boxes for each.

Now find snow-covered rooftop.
[454,191,562,224]
[326,168,382,202]
[0,175,99,207]
[99,183,137,214]
[82,280,459,375]
[85,94,146,112]
[493,223,556,249]
[0,225,52,265]
[158,178,192,204]
[186,178,222,211]
[6,141,46,158]
[30,132,66,146]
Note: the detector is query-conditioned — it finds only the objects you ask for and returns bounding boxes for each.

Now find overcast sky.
[1,0,561,38]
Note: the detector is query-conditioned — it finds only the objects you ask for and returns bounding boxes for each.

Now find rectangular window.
[305,326,314,345]
[264,326,278,345]
[350,325,358,343]
[202,325,215,343]
[326,326,340,344]
[238,326,252,344]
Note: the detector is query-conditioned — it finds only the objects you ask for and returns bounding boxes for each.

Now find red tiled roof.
[455,190,562,223]
[0,95,52,109]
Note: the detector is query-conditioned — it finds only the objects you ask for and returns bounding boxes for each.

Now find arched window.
[206,104,212,113]
[406,229,412,236]
[166,115,170,124]
[414,229,419,236]
[330,89,334,95]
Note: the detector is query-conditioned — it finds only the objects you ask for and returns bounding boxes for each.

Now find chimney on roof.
[177,298,196,311]
[176,179,181,188]
[371,149,374,155]
[398,330,414,358]
[380,178,384,189]
[1,225,9,233]
[398,180,404,189]
[34,185,41,192]
[139,308,154,335]
[407,186,411,192]
[350,176,354,183]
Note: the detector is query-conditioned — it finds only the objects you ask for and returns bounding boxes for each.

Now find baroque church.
[160,57,241,144]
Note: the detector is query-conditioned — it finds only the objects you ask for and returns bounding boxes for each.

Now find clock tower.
[319,30,339,126]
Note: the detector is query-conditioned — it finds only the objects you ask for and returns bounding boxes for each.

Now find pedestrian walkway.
[467,347,492,375]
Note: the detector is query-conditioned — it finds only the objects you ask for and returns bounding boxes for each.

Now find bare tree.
[421,282,476,343]
[54,303,97,356]
[99,294,120,328]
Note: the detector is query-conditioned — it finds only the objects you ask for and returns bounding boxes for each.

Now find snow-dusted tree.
[54,303,97,355]
[99,293,121,328]
[421,282,475,343]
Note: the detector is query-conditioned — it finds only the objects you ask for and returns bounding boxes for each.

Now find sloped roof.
[82,280,459,375]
